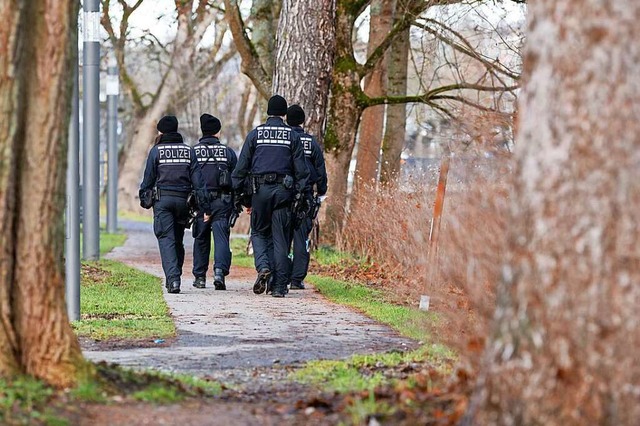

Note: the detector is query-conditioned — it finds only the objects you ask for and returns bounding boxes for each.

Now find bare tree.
[101,0,234,211]
[0,0,90,387]
[467,1,640,424]
[322,0,521,241]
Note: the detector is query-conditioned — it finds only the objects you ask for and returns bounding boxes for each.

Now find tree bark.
[470,1,640,424]
[0,0,89,387]
[380,16,409,183]
[273,0,336,139]
[322,1,364,241]
[353,0,393,192]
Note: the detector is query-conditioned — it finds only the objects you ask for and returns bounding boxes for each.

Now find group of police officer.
[139,95,327,298]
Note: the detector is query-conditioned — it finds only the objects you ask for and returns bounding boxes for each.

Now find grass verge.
[293,246,456,422]
[73,259,175,340]
[74,228,174,341]
[0,366,223,425]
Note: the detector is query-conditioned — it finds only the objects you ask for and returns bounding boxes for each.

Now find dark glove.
[139,188,155,209]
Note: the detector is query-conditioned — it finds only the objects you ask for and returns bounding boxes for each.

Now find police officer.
[139,115,211,294]
[192,114,237,290]
[232,95,309,298]
[286,105,328,290]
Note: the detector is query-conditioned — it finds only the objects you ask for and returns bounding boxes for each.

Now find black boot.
[253,269,270,294]
[271,284,286,298]
[168,281,181,294]
[193,276,206,289]
[290,281,305,290]
[214,268,226,290]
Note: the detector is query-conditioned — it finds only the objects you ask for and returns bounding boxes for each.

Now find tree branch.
[223,0,271,99]
[101,0,146,111]
[364,82,518,107]
[414,18,520,81]
[358,0,430,77]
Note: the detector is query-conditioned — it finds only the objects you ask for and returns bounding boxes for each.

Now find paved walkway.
[82,220,415,378]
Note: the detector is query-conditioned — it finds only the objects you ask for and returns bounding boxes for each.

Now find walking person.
[286,105,328,290]
[232,95,309,298]
[139,116,211,294]
[192,114,237,290]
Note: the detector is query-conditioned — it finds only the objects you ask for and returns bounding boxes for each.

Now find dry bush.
[342,152,513,370]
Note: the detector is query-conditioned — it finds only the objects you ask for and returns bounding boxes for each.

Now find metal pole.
[65,35,81,322]
[82,0,101,260]
[106,57,119,233]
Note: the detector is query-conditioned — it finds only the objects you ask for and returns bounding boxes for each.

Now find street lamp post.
[82,0,101,260]
[106,56,119,234]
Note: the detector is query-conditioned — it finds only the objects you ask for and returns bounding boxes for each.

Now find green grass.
[99,231,127,255]
[97,365,222,404]
[230,236,254,268]
[73,259,175,340]
[307,276,437,342]
[0,376,65,425]
[312,245,361,266]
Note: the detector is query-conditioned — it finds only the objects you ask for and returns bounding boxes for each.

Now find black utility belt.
[253,173,286,184]
[208,189,231,198]
[157,189,190,198]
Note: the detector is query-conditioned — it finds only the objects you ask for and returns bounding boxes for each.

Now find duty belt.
[253,173,285,185]
[157,189,190,198]
[208,189,231,199]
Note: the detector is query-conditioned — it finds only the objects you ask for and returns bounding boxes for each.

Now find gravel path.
[82,220,416,380]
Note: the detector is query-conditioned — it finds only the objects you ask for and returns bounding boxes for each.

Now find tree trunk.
[470,1,640,424]
[273,0,335,139]
[321,1,365,242]
[353,0,393,193]
[0,0,89,387]
[380,20,409,184]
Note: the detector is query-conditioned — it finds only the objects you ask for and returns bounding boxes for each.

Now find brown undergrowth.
[339,153,513,371]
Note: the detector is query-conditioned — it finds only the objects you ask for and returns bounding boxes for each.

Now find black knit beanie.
[267,95,288,116]
[157,115,178,133]
[286,105,305,126]
[200,113,222,135]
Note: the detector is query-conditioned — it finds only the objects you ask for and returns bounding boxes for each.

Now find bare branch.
[364,82,518,107]
[414,18,520,81]
[358,0,431,77]
[223,0,271,99]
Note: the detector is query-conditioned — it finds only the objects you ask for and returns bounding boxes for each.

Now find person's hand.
[204,213,212,222]
[246,207,252,214]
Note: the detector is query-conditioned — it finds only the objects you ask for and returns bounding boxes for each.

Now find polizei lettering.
[301,136,313,156]
[256,126,292,147]
[158,145,191,164]
[195,146,227,163]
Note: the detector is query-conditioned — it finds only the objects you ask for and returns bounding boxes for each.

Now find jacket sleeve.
[139,147,157,191]
[231,130,255,193]
[291,133,309,193]
[311,137,328,196]
[228,147,238,174]
[189,146,212,215]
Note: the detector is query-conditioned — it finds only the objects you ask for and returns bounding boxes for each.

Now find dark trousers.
[153,195,189,283]
[250,183,293,293]
[192,196,233,277]
[291,216,312,284]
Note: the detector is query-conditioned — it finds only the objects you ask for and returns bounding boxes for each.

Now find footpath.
[82,220,415,383]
